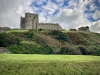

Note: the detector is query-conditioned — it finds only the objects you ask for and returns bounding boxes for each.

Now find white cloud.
[0,0,33,28]
[68,0,79,8]
[93,10,100,20]
[39,13,47,22]
[90,3,96,11]
[37,1,59,23]
[56,0,64,3]
[31,1,59,23]
[90,20,100,33]
[48,0,91,29]
[42,1,58,15]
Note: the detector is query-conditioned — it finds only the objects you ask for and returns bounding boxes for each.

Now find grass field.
[6,30,28,33]
[0,54,100,75]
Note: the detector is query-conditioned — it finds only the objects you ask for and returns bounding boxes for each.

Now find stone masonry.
[20,12,62,30]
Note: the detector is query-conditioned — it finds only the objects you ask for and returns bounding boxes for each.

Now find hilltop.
[0,29,100,55]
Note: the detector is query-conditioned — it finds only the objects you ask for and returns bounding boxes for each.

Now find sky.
[0,0,100,33]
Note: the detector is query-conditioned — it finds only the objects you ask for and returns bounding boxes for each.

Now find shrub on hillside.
[38,28,43,31]
[0,33,20,47]
[7,44,39,54]
[96,49,100,56]
[59,45,100,55]
[41,29,51,35]
[59,45,81,55]
[24,31,34,40]
[7,44,53,54]
[77,45,89,55]
[38,45,53,54]
[89,45,100,56]
[34,36,47,45]
[67,33,84,45]
[49,30,69,42]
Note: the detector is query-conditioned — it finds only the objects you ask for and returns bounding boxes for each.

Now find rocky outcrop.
[0,27,11,32]
[0,47,11,54]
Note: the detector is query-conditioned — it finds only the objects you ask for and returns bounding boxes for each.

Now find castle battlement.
[20,13,62,30]
[38,23,58,25]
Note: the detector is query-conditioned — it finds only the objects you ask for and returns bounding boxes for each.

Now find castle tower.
[32,14,38,29]
[25,13,39,29]
[20,12,39,29]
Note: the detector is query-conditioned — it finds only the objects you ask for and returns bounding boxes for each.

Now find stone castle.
[20,13,62,30]
[69,26,90,31]
[78,26,90,31]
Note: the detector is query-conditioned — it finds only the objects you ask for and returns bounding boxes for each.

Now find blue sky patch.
[62,0,69,7]
[84,0,100,22]
[94,0,100,10]
[30,0,100,22]
[53,9,59,15]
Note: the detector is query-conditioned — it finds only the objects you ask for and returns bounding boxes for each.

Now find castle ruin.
[20,13,62,30]
[78,26,90,31]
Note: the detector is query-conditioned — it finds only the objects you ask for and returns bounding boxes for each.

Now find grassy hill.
[0,29,100,55]
[0,54,100,75]
[0,29,100,75]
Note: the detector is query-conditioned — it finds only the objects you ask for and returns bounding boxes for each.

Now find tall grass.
[0,54,100,75]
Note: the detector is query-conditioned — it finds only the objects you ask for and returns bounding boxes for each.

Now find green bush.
[0,33,20,47]
[38,45,53,54]
[96,49,100,56]
[7,44,53,54]
[49,30,69,42]
[34,36,47,45]
[59,45,81,55]
[77,45,88,55]
[42,29,51,35]
[89,45,100,56]
[24,31,34,39]
[38,28,43,31]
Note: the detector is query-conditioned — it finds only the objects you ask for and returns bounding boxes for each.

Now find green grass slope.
[0,54,100,75]
[0,30,100,75]
[0,29,100,55]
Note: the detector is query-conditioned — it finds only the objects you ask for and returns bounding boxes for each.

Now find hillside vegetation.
[0,29,100,55]
[0,54,100,75]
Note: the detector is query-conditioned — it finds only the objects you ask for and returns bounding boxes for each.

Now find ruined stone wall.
[20,17,25,29]
[37,23,62,30]
[78,26,89,31]
[57,24,62,30]
[70,29,77,31]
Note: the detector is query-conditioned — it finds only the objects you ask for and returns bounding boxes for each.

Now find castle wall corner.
[20,17,25,29]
